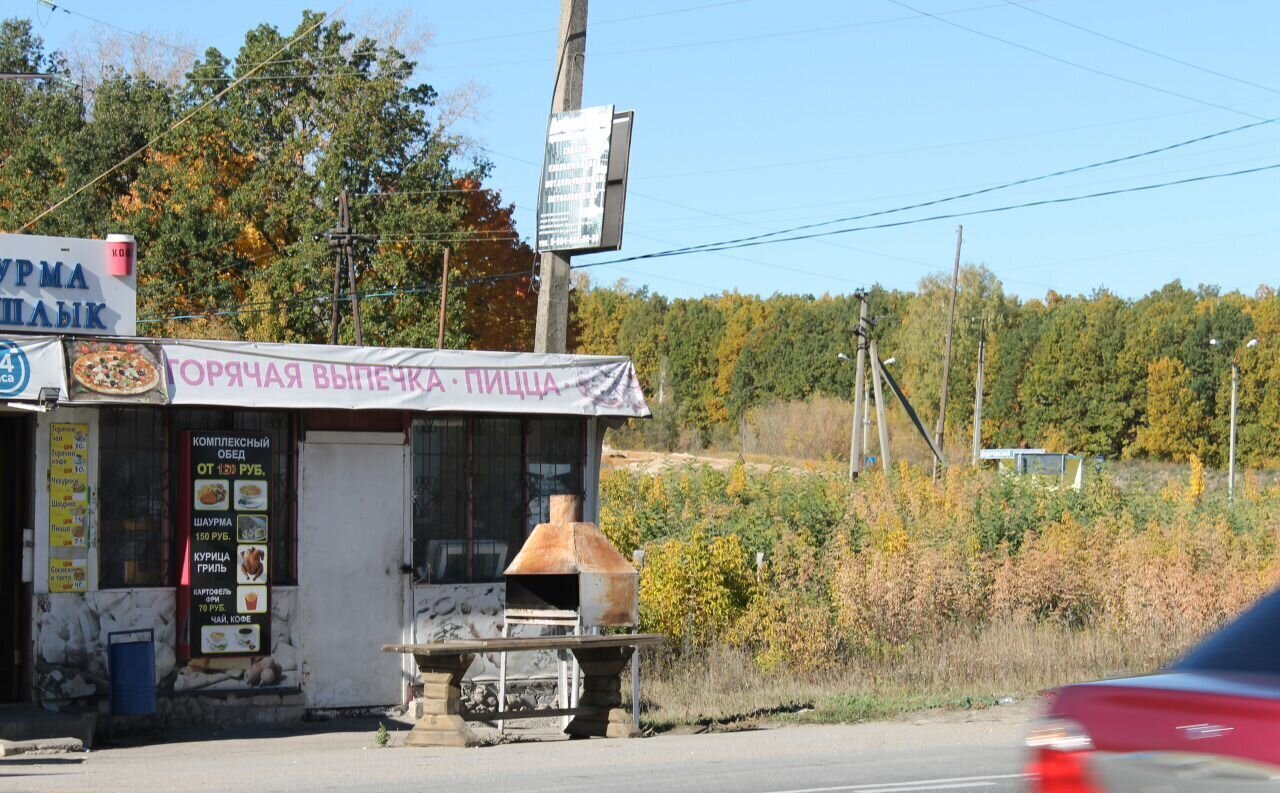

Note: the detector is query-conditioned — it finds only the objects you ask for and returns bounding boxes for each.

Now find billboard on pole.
[536,105,632,254]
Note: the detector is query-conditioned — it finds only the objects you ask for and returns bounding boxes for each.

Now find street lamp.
[1209,337,1260,504]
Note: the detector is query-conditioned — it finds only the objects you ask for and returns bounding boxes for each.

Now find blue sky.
[23,0,1280,302]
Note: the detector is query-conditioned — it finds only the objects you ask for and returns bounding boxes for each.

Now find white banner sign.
[0,233,137,337]
[0,335,67,401]
[160,340,650,417]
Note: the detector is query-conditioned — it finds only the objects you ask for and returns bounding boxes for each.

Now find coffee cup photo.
[203,626,230,652]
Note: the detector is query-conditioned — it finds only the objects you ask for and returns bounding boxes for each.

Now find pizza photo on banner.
[64,339,167,404]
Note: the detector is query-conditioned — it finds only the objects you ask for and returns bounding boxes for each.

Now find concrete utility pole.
[870,340,891,474]
[862,376,872,461]
[971,319,986,466]
[849,292,869,479]
[1211,336,1257,505]
[933,225,963,480]
[1229,361,1239,504]
[533,0,588,354]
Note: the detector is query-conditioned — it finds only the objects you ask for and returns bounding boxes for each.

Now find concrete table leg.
[564,646,641,739]
[404,653,480,748]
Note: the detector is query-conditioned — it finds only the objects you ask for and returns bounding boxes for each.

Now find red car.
[1028,589,1280,792]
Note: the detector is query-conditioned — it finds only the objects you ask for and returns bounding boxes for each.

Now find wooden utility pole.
[849,292,869,479]
[971,319,987,466]
[437,247,451,349]
[870,340,891,474]
[326,188,377,346]
[533,0,588,354]
[933,225,963,480]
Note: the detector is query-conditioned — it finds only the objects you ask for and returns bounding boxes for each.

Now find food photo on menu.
[234,480,268,511]
[193,479,229,511]
[238,545,267,583]
[232,625,261,652]
[238,585,267,614]
[236,514,268,543]
[201,625,231,654]
[199,624,259,654]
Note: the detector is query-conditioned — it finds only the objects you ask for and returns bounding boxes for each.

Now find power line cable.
[884,0,1266,121]
[139,268,532,324]
[479,145,937,271]
[1002,1,1280,97]
[631,192,936,271]
[635,100,1280,182]
[572,158,1280,266]
[429,0,1042,71]
[593,113,1280,260]
[356,187,489,197]
[145,162,1280,319]
[431,0,753,47]
[18,6,342,232]
[44,1,389,72]
[38,0,199,57]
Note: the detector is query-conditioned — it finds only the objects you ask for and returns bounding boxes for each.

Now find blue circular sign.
[0,340,31,397]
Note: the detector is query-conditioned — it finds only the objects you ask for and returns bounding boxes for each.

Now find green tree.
[1020,291,1136,456]
[895,265,1009,443]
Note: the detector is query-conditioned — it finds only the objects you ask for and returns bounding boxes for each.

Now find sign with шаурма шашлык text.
[0,233,137,336]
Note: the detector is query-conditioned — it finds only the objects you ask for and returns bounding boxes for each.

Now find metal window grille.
[98,408,167,589]
[411,415,586,584]
[471,417,523,580]
[411,418,468,583]
[525,417,585,533]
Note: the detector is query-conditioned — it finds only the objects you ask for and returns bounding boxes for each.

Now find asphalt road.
[0,704,1035,793]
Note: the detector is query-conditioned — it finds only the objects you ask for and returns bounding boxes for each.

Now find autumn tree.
[1129,358,1207,461]
[3,12,535,351]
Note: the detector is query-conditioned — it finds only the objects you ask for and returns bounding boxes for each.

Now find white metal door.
[298,434,409,708]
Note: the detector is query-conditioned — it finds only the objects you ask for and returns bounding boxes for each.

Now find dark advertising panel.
[185,431,271,657]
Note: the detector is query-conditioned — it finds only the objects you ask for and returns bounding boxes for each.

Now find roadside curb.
[0,737,85,757]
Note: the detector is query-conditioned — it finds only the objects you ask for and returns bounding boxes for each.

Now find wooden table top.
[383,633,666,655]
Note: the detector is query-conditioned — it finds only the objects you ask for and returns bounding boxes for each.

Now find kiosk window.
[412,416,585,583]
[96,408,298,589]
[98,408,168,588]
[170,409,298,585]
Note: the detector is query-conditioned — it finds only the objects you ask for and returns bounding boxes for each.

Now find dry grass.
[741,396,853,461]
[637,620,1199,730]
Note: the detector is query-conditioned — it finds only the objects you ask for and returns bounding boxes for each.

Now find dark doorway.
[0,414,34,702]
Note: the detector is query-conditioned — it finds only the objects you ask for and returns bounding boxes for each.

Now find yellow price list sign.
[49,423,89,548]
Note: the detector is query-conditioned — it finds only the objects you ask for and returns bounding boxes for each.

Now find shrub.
[600,457,1280,676]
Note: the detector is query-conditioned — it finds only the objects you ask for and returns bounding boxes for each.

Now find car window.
[1176,589,1280,675]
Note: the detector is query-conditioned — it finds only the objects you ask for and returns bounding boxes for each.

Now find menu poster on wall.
[49,423,89,548]
[185,431,271,657]
[49,559,88,593]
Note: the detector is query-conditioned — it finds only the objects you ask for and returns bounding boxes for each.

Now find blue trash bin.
[108,629,156,726]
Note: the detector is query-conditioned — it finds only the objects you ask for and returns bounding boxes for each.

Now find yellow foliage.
[730,531,838,673]
[1041,425,1069,454]
[1187,454,1205,505]
[726,460,749,503]
[609,460,1280,678]
[639,525,752,647]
